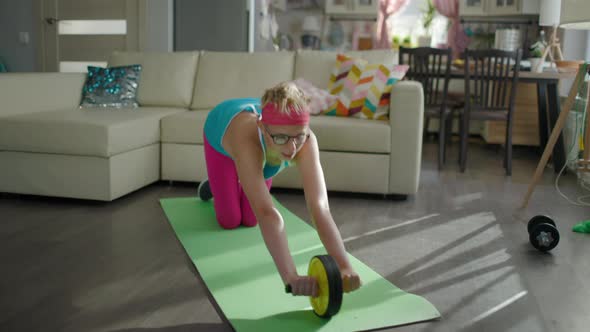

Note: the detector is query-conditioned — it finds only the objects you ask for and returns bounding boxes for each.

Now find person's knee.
[218,216,241,229]
[241,216,258,227]
[240,193,258,227]
[216,210,241,229]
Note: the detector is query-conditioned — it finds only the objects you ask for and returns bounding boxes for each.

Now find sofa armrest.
[0,73,85,117]
[388,81,424,195]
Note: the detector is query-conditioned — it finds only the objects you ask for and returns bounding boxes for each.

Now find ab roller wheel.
[527,215,560,252]
[285,255,343,318]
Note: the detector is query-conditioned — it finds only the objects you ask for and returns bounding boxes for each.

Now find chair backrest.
[464,48,522,111]
[399,47,452,108]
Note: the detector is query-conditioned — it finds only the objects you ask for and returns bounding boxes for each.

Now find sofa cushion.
[161,109,390,153]
[161,110,210,144]
[107,51,199,108]
[0,107,184,157]
[310,116,390,153]
[191,51,295,110]
[294,49,398,90]
[0,73,86,118]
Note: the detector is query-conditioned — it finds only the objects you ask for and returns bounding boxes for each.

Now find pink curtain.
[433,0,470,59]
[375,0,408,49]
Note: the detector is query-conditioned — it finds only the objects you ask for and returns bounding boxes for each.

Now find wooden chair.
[399,47,453,170]
[458,48,522,175]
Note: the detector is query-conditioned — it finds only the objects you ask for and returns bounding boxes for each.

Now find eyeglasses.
[263,125,309,146]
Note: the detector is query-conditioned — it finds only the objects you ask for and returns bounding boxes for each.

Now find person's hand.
[287,275,318,297]
[341,268,361,293]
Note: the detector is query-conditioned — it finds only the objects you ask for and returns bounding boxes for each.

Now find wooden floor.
[1,140,589,332]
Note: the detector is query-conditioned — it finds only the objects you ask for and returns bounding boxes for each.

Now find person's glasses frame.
[263,125,310,146]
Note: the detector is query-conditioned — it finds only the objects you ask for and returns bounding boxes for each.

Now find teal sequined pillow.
[80,65,142,108]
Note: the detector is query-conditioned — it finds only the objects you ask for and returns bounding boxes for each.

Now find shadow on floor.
[109,323,231,332]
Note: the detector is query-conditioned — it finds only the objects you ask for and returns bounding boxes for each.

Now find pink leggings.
[203,136,272,229]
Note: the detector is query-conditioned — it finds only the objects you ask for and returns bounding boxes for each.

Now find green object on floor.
[0,56,7,72]
[160,197,440,332]
[572,220,590,233]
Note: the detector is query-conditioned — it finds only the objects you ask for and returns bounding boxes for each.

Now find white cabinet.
[269,0,287,11]
[460,0,539,16]
[460,0,487,16]
[488,0,519,15]
[325,0,378,18]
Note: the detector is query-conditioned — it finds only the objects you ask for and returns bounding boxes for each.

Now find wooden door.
[38,0,141,72]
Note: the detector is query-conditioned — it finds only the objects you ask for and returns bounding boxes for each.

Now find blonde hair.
[261,81,310,114]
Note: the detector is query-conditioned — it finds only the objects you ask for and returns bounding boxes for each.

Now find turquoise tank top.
[203,98,290,179]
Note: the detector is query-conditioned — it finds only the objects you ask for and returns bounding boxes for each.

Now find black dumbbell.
[527,215,559,252]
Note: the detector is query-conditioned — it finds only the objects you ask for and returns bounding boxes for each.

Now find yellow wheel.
[308,255,342,318]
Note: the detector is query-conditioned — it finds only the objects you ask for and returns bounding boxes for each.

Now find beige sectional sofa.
[0,50,424,201]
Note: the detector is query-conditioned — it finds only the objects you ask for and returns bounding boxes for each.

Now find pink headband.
[261,103,310,125]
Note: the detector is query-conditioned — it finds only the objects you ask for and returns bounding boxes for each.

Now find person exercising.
[199,81,361,296]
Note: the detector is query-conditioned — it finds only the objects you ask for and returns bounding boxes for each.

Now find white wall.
[559,29,589,96]
[562,29,589,61]
[0,0,37,72]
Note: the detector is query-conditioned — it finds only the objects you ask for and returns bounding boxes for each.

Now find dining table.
[448,67,577,173]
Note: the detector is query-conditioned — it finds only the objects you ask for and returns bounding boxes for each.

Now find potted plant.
[529,41,545,73]
[392,35,401,50]
[402,36,413,48]
[418,0,436,47]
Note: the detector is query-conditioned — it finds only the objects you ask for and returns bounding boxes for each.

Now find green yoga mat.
[160,197,440,331]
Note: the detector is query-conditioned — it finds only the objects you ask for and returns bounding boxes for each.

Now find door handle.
[45,17,59,25]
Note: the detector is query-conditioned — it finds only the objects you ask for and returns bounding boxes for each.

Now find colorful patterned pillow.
[368,64,409,120]
[324,54,408,120]
[80,65,142,108]
[292,78,338,115]
[327,54,368,99]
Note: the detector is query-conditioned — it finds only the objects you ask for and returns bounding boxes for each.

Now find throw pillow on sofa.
[368,64,409,120]
[327,53,368,98]
[292,78,338,115]
[324,54,408,120]
[80,64,142,108]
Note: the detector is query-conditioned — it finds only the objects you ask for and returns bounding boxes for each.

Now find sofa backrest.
[0,73,85,117]
[294,49,398,90]
[108,51,199,108]
[190,51,295,110]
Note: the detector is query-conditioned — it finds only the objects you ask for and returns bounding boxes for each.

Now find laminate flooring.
[1,141,589,332]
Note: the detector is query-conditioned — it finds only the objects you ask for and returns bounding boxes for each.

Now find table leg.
[536,82,549,150]
[547,82,566,172]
